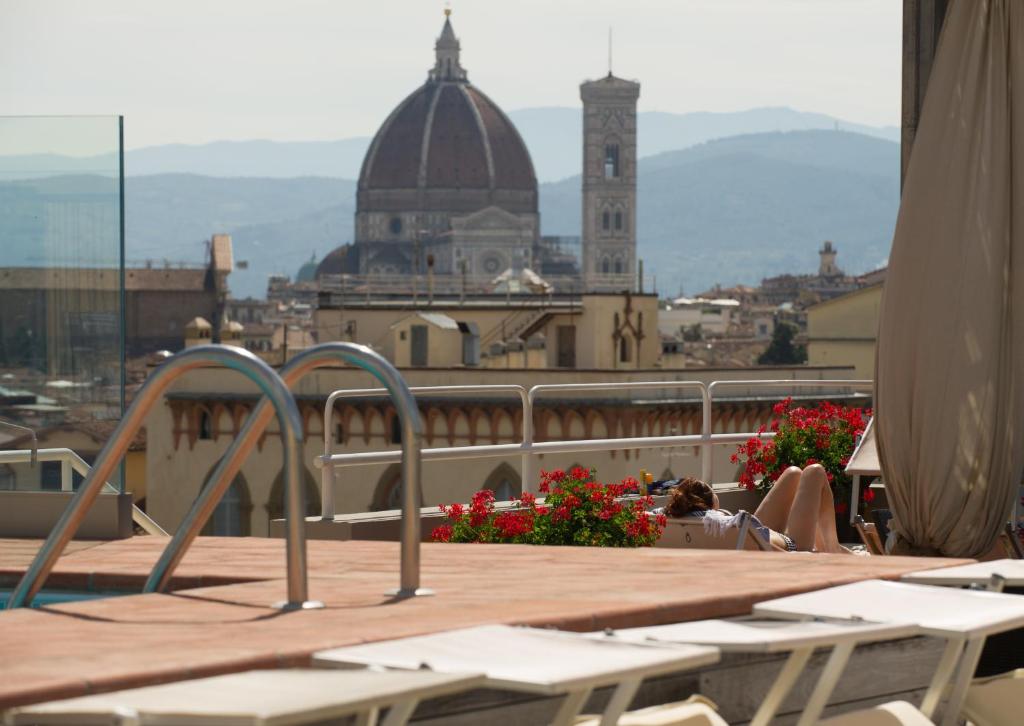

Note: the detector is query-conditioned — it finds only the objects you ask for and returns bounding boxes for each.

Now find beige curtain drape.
[876,0,1024,558]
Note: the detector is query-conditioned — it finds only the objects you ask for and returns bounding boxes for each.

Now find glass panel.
[0,116,124,486]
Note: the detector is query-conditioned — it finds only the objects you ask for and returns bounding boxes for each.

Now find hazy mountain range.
[0,107,900,299]
[0,106,898,184]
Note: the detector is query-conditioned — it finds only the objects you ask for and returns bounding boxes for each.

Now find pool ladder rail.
[5,343,428,611]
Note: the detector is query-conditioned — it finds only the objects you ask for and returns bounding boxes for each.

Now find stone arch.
[362,405,382,445]
[447,407,470,445]
[211,403,229,441]
[562,409,585,440]
[468,407,488,446]
[489,408,511,444]
[482,462,521,501]
[195,404,215,445]
[336,404,359,445]
[425,406,445,446]
[601,256,611,274]
[198,463,253,536]
[302,404,323,438]
[371,463,425,512]
[231,403,250,437]
[265,465,321,524]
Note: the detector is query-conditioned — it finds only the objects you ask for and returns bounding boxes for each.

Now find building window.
[614,211,623,230]
[601,258,610,274]
[614,259,624,274]
[602,211,610,231]
[390,416,402,444]
[604,144,620,178]
[336,423,345,443]
[389,216,402,235]
[198,410,213,440]
[619,336,632,363]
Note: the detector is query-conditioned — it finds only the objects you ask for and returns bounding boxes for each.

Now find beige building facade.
[142,363,859,538]
[314,292,661,371]
[806,283,883,379]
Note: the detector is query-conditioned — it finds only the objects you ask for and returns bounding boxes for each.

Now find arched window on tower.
[604,144,620,178]
[601,257,611,274]
[619,335,632,363]
[614,258,624,274]
[602,211,610,231]
[614,211,623,230]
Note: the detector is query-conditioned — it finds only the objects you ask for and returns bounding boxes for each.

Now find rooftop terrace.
[0,536,967,713]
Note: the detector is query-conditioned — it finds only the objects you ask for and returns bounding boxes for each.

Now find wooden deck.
[0,536,969,711]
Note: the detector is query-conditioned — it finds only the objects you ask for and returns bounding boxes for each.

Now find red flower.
[863,488,876,503]
[569,466,591,481]
[431,524,454,542]
[835,501,848,516]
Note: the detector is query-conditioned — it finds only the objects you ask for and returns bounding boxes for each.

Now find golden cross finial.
[444,3,451,17]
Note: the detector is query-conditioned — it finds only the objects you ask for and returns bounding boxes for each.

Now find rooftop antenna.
[608,27,613,76]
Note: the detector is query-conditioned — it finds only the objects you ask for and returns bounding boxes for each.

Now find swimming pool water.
[0,589,123,609]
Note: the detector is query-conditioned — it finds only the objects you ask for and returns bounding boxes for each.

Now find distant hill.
[0,107,898,184]
[0,129,898,299]
[541,130,898,295]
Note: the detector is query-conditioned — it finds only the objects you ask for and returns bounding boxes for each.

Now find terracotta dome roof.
[315,244,358,278]
[357,15,536,206]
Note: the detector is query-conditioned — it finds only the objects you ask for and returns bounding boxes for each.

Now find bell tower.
[580,72,640,291]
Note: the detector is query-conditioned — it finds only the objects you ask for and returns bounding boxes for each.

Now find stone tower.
[818,240,842,278]
[580,73,640,291]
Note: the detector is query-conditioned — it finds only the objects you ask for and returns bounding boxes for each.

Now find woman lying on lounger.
[660,464,851,554]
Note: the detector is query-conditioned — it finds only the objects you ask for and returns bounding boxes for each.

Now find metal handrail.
[0,420,37,466]
[704,379,872,482]
[315,431,761,469]
[0,447,167,536]
[146,343,429,599]
[5,346,308,610]
[316,378,870,494]
[321,384,528,519]
[524,381,709,494]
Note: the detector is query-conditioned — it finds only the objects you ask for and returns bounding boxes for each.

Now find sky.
[0,0,902,154]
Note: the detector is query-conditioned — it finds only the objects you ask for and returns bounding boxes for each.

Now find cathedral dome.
[356,14,537,214]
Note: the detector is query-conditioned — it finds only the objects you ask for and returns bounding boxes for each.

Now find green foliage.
[758,322,806,365]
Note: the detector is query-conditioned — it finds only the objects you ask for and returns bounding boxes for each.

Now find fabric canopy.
[876,0,1024,558]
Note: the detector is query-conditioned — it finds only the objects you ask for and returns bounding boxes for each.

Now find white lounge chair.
[960,667,1024,726]
[754,579,1024,726]
[313,624,720,726]
[594,616,919,726]
[573,695,727,726]
[655,511,773,552]
[3,668,484,726]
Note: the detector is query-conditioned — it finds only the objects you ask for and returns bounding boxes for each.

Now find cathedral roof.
[357,14,537,198]
[315,244,358,278]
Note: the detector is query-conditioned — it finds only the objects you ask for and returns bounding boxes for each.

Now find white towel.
[702,510,744,537]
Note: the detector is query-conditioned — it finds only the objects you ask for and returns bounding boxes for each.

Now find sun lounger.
[313,624,720,726]
[655,511,773,552]
[901,558,1024,591]
[817,700,934,725]
[594,617,918,726]
[853,515,885,555]
[3,668,484,726]
[753,579,1024,726]
[572,694,727,726]
[960,667,1024,726]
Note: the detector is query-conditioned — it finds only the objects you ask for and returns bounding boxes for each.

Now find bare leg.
[753,466,803,533]
[814,478,848,554]
[785,465,827,551]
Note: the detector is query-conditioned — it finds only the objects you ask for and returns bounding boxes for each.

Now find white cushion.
[962,668,1024,726]
[818,700,933,726]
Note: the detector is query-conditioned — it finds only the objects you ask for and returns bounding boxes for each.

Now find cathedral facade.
[317,12,639,292]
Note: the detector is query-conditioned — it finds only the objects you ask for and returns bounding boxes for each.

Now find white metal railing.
[315,379,872,519]
[0,447,167,536]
